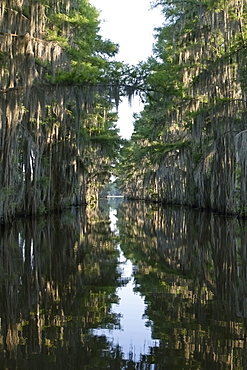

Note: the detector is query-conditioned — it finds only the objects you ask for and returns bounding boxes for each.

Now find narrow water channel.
[93,208,159,359]
[0,200,247,369]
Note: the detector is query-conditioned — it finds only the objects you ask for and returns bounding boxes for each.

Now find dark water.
[0,200,247,369]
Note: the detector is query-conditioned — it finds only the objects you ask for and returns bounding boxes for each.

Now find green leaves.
[45,0,120,87]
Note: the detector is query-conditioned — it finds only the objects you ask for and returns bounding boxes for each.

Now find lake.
[0,199,246,369]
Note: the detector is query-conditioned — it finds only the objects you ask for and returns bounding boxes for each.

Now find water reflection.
[0,205,123,369]
[117,202,247,369]
[93,206,159,359]
[0,201,247,368]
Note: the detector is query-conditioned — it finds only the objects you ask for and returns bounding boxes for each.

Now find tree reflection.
[0,205,125,369]
[1,201,247,368]
[117,202,247,369]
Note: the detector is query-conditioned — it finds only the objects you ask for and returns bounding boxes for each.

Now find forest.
[0,0,247,222]
[118,0,247,217]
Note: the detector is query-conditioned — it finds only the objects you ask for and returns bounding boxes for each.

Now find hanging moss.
[0,0,122,223]
[118,0,247,215]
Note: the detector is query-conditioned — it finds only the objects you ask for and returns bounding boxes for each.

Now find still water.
[0,199,247,369]
[93,207,159,358]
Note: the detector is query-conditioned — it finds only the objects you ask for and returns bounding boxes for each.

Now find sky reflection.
[93,207,159,360]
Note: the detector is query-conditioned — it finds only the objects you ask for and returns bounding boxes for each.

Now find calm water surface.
[93,208,159,358]
[0,200,247,369]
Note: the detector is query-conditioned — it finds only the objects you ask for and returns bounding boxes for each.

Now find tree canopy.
[116,0,247,215]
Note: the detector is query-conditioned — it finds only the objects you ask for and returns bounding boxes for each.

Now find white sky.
[90,0,163,139]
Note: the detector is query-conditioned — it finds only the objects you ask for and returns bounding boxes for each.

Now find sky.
[90,0,163,139]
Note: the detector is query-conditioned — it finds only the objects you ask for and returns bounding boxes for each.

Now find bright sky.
[90,0,163,139]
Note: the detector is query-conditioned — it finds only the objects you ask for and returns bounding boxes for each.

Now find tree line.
[117,0,247,217]
[0,0,247,222]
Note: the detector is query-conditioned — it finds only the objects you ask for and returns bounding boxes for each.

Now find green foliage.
[44,0,121,87]
[90,128,122,158]
[117,0,247,205]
